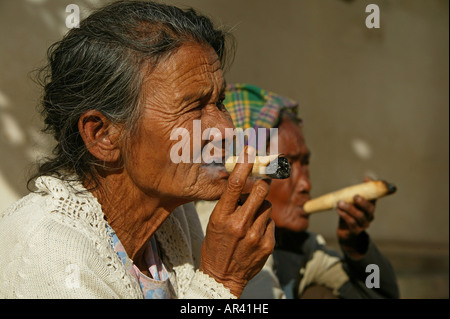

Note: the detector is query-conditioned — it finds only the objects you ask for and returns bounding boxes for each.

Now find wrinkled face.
[266,118,311,231]
[123,43,233,207]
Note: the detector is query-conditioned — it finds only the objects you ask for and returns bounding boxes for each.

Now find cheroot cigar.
[303,180,397,214]
[224,154,291,179]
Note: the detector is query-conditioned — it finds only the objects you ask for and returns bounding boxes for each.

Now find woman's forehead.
[278,118,308,155]
[142,43,224,108]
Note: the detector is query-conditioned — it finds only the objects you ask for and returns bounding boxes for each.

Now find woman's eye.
[302,155,310,166]
[193,105,203,112]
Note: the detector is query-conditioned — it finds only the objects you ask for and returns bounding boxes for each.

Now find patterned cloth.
[224,83,299,132]
[106,225,174,299]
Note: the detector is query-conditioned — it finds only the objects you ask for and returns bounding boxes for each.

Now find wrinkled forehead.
[277,117,308,155]
[141,43,224,109]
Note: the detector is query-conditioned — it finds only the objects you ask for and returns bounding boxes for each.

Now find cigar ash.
[265,156,291,179]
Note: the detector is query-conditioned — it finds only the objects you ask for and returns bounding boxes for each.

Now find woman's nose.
[292,163,311,193]
[215,109,234,136]
[202,107,235,153]
[297,173,311,193]
[211,110,234,141]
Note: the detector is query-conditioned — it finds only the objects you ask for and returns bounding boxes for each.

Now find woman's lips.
[294,205,309,218]
[293,198,311,217]
[293,195,310,207]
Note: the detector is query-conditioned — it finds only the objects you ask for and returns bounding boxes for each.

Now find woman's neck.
[87,172,178,269]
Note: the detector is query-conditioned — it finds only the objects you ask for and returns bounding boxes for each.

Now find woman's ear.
[78,110,122,163]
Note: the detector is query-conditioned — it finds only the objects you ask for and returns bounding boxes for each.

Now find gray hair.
[29,0,234,190]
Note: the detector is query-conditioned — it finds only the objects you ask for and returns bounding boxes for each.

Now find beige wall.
[175,0,449,246]
[0,0,448,297]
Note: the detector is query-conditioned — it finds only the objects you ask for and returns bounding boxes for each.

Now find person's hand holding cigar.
[314,177,397,260]
[200,146,275,297]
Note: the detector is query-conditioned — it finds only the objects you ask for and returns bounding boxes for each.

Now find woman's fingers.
[215,146,255,216]
[251,200,275,249]
[353,195,376,222]
[239,179,271,226]
[337,200,369,230]
[201,147,276,297]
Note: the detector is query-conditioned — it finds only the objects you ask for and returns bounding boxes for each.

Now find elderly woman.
[0,2,274,299]
[196,83,399,299]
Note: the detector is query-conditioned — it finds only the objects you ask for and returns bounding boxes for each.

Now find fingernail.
[338,200,347,209]
[246,145,256,155]
[246,146,256,162]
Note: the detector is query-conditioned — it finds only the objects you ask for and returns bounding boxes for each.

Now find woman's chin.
[273,206,310,231]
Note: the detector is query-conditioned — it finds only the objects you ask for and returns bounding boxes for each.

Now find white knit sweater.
[0,176,235,299]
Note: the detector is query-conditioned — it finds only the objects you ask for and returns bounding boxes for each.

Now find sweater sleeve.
[298,233,399,299]
[338,234,400,299]
[182,270,237,299]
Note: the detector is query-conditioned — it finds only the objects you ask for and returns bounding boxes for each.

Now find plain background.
[0,0,448,298]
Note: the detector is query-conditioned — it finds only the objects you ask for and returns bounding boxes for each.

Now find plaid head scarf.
[224,83,299,149]
[224,83,299,130]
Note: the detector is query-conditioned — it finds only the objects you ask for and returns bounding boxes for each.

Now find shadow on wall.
[0,0,110,211]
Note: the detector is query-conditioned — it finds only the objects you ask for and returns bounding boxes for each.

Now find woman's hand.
[336,178,376,260]
[199,147,275,297]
